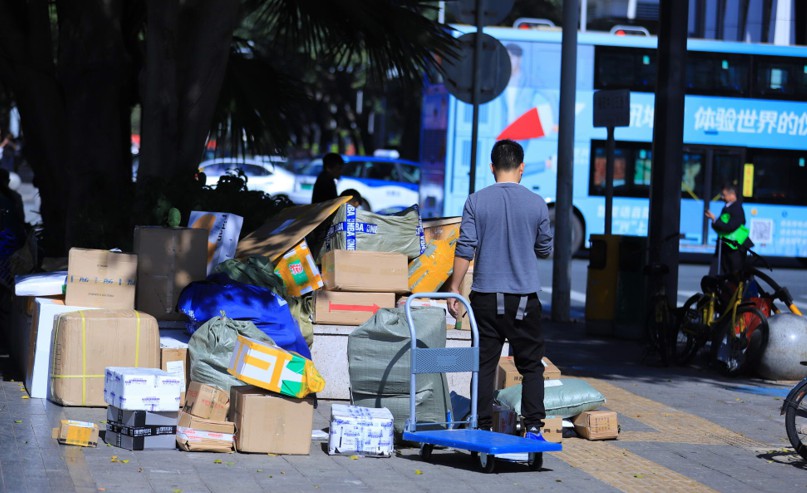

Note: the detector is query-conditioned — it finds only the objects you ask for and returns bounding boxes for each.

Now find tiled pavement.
[1,317,806,493]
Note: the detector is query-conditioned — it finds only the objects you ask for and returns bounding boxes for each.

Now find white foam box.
[104,367,183,412]
[328,404,394,457]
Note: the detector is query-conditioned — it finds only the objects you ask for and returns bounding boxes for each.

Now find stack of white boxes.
[104,367,183,450]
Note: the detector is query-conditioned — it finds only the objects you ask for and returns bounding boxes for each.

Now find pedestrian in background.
[706,183,751,279]
[311,153,345,204]
[446,139,553,439]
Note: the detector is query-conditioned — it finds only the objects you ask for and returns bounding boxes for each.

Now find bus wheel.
[549,208,584,255]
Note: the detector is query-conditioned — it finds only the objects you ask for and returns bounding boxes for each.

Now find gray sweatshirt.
[454,182,553,294]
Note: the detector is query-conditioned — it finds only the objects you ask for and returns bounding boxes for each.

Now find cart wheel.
[477,452,496,473]
[527,452,543,471]
[419,444,433,461]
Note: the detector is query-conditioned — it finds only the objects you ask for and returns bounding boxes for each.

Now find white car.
[199,157,296,199]
[290,154,421,213]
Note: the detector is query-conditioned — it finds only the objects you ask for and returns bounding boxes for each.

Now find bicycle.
[674,238,802,374]
[643,232,684,366]
[782,362,807,461]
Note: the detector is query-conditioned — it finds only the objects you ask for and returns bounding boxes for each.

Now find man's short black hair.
[323,153,344,169]
[491,139,524,171]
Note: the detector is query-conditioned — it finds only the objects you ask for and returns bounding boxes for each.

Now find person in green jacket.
[706,183,752,279]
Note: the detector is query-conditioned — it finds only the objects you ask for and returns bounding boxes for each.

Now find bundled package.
[328,404,394,457]
[323,204,425,259]
[274,239,323,296]
[104,367,183,412]
[227,335,325,399]
[105,405,178,450]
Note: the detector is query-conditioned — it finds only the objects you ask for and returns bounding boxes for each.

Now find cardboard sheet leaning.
[227,335,325,399]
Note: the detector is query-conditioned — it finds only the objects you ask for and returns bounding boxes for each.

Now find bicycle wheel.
[785,380,807,461]
[645,297,671,366]
[710,305,769,375]
[674,294,704,365]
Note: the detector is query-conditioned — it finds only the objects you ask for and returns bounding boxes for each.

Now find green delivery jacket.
[712,201,752,250]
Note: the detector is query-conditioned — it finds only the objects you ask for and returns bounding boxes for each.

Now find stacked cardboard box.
[176,382,234,452]
[313,250,407,325]
[105,406,179,450]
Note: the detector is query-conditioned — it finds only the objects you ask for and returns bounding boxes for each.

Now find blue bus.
[419,26,807,258]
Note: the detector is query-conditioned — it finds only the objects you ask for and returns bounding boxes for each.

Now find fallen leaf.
[21,396,29,399]
[415,469,423,475]
[110,456,118,463]
[213,459,222,464]
[267,453,277,457]
[225,462,235,467]
[350,455,360,460]
[634,474,644,479]
[120,459,129,464]
[14,420,22,424]
[172,489,182,493]
[555,479,562,482]
[268,475,273,479]
[280,471,285,475]
[256,469,263,473]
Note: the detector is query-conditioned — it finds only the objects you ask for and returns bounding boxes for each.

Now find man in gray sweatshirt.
[447,139,553,438]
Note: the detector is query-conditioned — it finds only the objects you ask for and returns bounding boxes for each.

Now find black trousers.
[470,291,545,430]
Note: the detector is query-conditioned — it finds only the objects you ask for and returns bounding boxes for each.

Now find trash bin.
[585,234,647,339]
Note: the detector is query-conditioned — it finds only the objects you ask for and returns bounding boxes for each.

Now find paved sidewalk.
[1,317,806,493]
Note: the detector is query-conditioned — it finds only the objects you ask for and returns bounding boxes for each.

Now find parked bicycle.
[782,362,807,461]
[674,238,802,374]
[643,232,684,366]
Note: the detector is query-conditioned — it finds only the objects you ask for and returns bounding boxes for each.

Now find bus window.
[686,52,749,97]
[746,150,807,205]
[710,153,742,200]
[594,47,656,92]
[590,141,650,197]
[682,151,705,200]
[753,56,807,101]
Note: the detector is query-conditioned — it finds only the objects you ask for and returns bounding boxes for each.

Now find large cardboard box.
[49,310,160,407]
[65,248,137,309]
[236,196,351,261]
[104,367,182,412]
[274,239,323,296]
[177,410,234,434]
[496,356,562,390]
[408,217,462,293]
[328,404,394,457]
[573,411,619,440]
[188,211,244,275]
[541,416,564,443]
[227,335,325,399]
[25,298,97,399]
[105,406,178,450]
[314,291,395,325]
[396,296,456,330]
[134,226,207,320]
[183,382,230,422]
[321,250,409,293]
[230,385,314,454]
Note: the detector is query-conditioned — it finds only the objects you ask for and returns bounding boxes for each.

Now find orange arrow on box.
[329,302,381,313]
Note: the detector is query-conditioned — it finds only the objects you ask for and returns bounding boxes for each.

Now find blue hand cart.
[401,293,562,473]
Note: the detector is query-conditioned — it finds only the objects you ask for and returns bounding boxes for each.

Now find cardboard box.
[104,367,183,412]
[188,211,244,275]
[236,196,351,261]
[176,426,234,453]
[492,404,518,435]
[134,226,207,320]
[314,291,396,326]
[321,250,409,293]
[25,298,97,399]
[49,310,160,407]
[160,331,190,406]
[65,248,137,309]
[177,410,235,434]
[183,382,230,422]
[105,405,178,450]
[496,356,563,390]
[227,335,325,399]
[230,385,314,454]
[397,297,456,329]
[274,239,323,296]
[328,404,394,457]
[573,411,619,440]
[52,420,99,447]
[541,416,564,443]
[409,217,461,293]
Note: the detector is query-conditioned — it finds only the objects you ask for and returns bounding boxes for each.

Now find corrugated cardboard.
[103,367,182,412]
[160,330,190,406]
[541,416,564,443]
[409,217,461,293]
[49,310,159,407]
[106,405,178,450]
[177,410,235,434]
[397,297,456,329]
[328,404,394,457]
[65,248,137,309]
[188,211,244,275]
[573,411,619,440]
[134,227,207,320]
[52,420,99,447]
[236,196,351,261]
[26,298,97,399]
[274,239,323,296]
[183,382,230,422]
[321,250,409,293]
[176,426,234,453]
[227,335,325,399]
[314,291,396,325]
[230,385,314,454]
[496,356,563,390]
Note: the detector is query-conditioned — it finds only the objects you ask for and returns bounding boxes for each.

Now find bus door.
[682,146,745,246]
